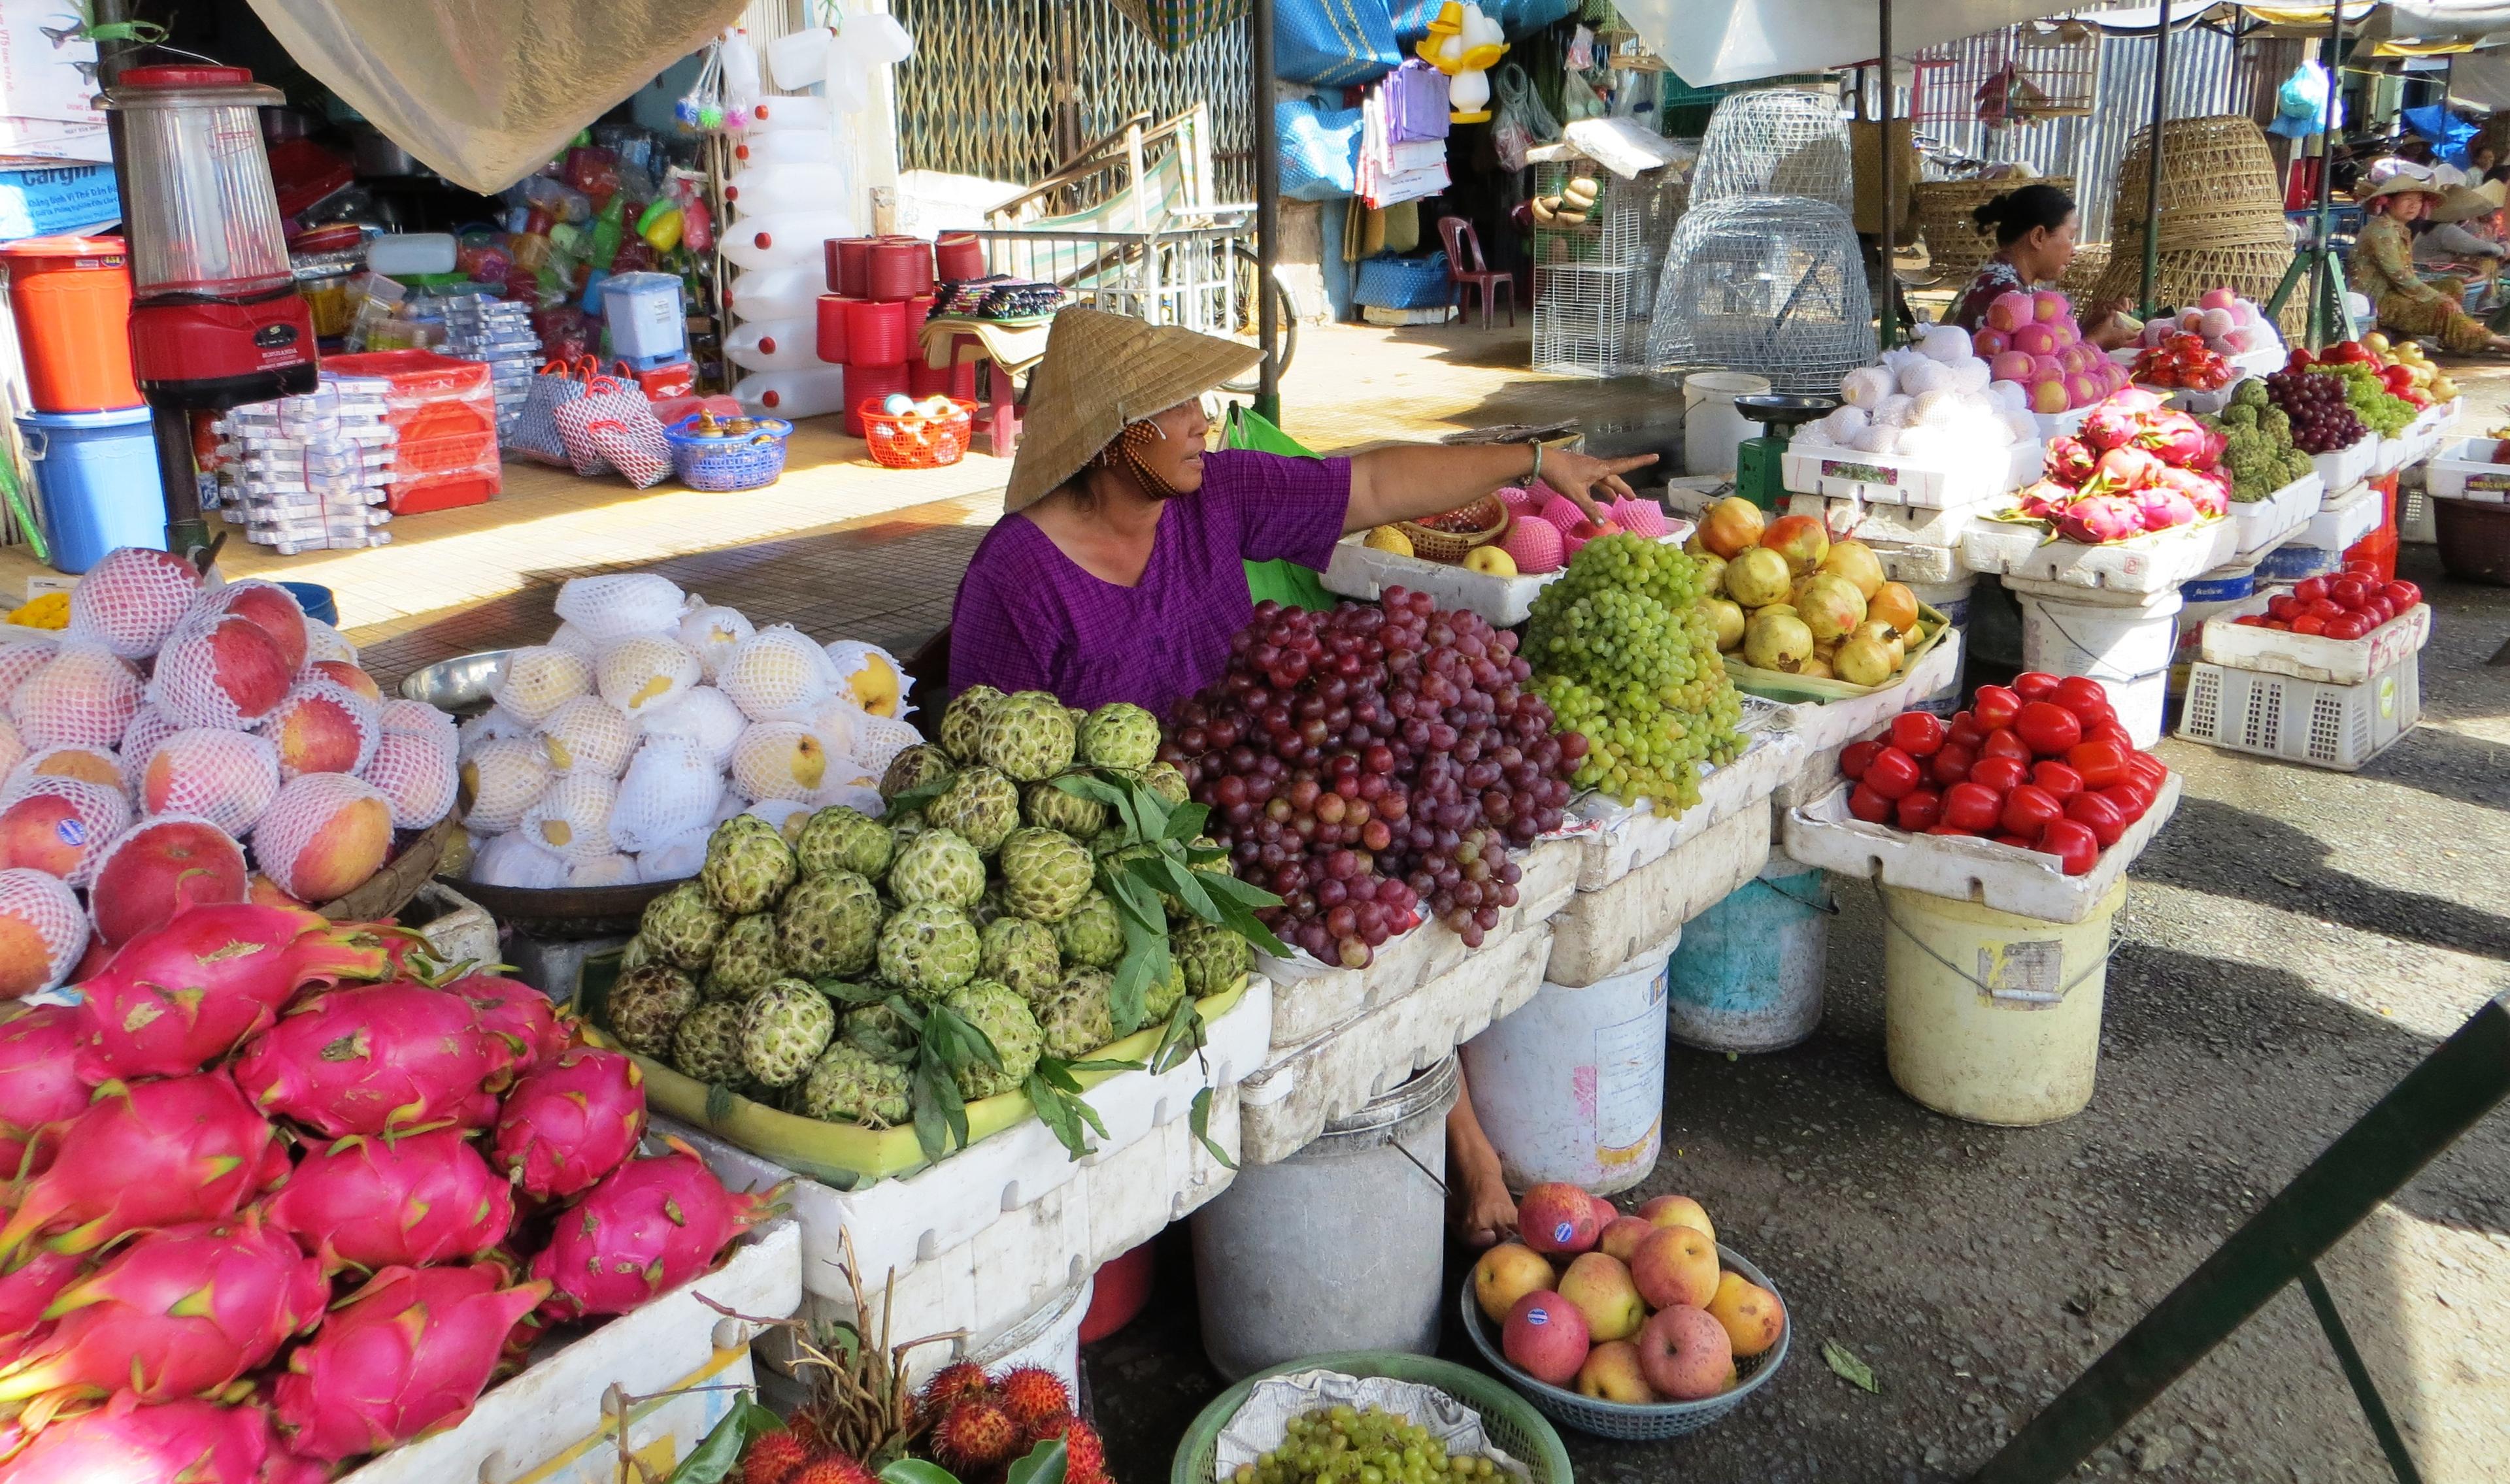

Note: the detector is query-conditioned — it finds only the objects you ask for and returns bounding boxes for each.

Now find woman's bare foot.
[1447,1087,1516,1247]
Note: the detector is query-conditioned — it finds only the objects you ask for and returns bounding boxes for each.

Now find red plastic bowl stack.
[819,234,938,437]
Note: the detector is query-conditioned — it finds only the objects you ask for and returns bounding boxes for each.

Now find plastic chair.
[1437,216,1516,328]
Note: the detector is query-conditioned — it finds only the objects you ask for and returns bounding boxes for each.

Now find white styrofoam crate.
[340,1221,800,1484]
[1319,523,1693,628]
[2199,593,2431,685]
[2032,403,2091,441]
[2310,437,2376,493]
[2420,437,2510,501]
[2301,484,2382,552]
[1782,770,2184,925]
[2232,473,2324,556]
[1960,513,2235,597]
[1871,538,1966,585]
[1239,919,1552,1165]
[1545,802,1769,987]
[1784,491,1992,551]
[1564,716,1801,892]
[1781,437,2043,509]
[2370,434,2409,478]
[2179,654,2420,772]
[1764,633,1967,809]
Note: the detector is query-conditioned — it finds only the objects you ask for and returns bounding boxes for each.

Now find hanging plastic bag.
[2269,61,2341,140]
[1560,67,1606,124]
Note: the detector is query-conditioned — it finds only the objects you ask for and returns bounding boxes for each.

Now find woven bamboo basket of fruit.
[1398,495,1511,563]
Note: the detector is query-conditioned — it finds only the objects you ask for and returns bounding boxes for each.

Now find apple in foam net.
[1990,350,2033,384]
[1986,290,2033,334]
[1501,1290,1591,1387]
[1637,1305,1735,1400]
[1472,1242,1556,1324]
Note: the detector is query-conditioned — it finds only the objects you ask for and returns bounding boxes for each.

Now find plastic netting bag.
[458,706,533,760]
[0,776,133,886]
[636,685,744,768]
[6,746,123,800]
[66,548,206,659]
[534,695,638,778]
[609,734,720,854]
[822,638,913,721]
[136,729,282,834]
[149,618,292,733]
[548,621,603,657]
[458,736,552,834]
[587,417,672,488]
[521,772,617,863]
[301,618,358,667]
[363,731,459,829]
[0,719,27,780]
[473,830,573,887]
[492,647,596,725]
[0,640,58,710]
[847,708,923,780]
[729,720,826,802]
[0,867,88,995]
[595,636,702,717]
[677,603,755,680]
[207,581,310,671]
[553,376,663,478]
[250,772,392,899]
[261,681,381,780]
[14,644,144,749]
[720,625,837,722]
[634,827,709,882]
[376,699,458,745]
[118,705,180,782]
[553,574,686,643]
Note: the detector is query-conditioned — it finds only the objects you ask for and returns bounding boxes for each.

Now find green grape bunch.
[1230,1404,1504,1484]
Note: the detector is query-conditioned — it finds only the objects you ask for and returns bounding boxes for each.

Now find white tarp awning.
[243,0,748,194]
[1617,0,2087,86]
[2451,44,2510,104]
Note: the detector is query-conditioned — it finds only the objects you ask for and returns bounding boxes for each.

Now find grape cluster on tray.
[1164,591,1578,970]
[1231,1404,1500,1484]
[2261,369,2364,453]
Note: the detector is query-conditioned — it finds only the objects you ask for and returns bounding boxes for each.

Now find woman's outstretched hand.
[1541,449,1660,521]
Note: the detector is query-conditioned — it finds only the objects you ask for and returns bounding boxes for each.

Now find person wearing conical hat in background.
[2350,173,2510,354]
[948,307,1656,1246]
[2413,181,2508,281]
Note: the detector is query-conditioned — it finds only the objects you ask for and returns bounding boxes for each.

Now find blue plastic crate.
[1354,252,1452,310]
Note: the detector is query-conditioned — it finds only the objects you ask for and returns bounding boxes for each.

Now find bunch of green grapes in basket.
[1231,1404,1503,1484]
[2307,363,2415,436]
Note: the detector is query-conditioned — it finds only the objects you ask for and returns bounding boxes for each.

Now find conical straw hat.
[1003,308,1263,513]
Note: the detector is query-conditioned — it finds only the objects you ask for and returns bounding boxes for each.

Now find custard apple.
[998,827,1094,922]
[1143,957,1187,1024]
[981,915,1063,1008]
[969,884,1008,929]
[1142,761,1190,807]
[618,935,656,973]
[1024,779,1105,837]
[938,685,1003,761]
[740,978,836,1088]
[701,814,797,915]
[843,1000,920,1064]
[877,900,981,997]
[703,912,783,1000]
[1173,919,1251,998]
[606,964,698,1056]
[1037,970,1116,1060]
[671,1000,750,1084]
[795,805,894,880]
[927,766,1022,855]
[777,869,883,977]
[1078,702,1161,770]
[889,828,986,910]
[801,1044,911,1127]
[944,978,1043,1100]
[975,691,1077,782]
[1053,889,1124,970]
[639,882,725,971]
[879,744,954,801]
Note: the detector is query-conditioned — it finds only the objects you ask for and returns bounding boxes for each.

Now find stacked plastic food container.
[321,350,502,515]
[441,295,541,443]
[819,234,944,436]
[214,380,394,555]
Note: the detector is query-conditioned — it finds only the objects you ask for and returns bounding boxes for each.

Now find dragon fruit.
[2015,479,2074,523]
[492,1046,647,1200]
[528,1141,779,1320]
[0,1392,284,1484]
[264,1126,514,1271]
[2076,398,2148,453]
[2088,445,2163,495]
[0,1208,326,1405]
[2132,411,2212,467]
[0,1072,287,1262]
[2044,436,2095,487]
[2133,486,2200,532]
[73,903,392,1083]
[232,981,522,1137]
[449,972,571,1070]
[2156,466,2231,518]
[272,1263,550,1462]
[2055,493,2145,545]
[0,1250,84,1347]
[0,1004,88,1176]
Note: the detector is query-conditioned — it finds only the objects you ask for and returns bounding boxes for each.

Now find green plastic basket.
[1171,1352,1575,1484]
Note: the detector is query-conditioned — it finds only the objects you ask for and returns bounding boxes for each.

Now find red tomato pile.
[1837,674,2169,876]
[2232,560,2420,641]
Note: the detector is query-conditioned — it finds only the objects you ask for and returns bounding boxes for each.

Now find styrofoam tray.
[2032,404,2091,442]
[1960,514,2235,596]
[1871,539,1966,585]
[2200,593,2431,685]
[1320,523,1693,628]
[1784,491,1994,551]
[2301,484,2381,552]
[1782,770,2183,924]
[2232,472,2323,555]
[1781,437,2043,509]
[2370,434,2409,478]
[1546,804,1769,987]
[2420,436,2510,502]
[2310,437,2376,493]
[1565,719,1802,891]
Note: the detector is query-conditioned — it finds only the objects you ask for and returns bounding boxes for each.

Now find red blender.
[106,65,318,408]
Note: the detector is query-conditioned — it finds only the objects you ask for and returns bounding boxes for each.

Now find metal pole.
[2139,0,2173,318]
[1877,0,1897,349]
[1252,0,1282,427]
[2311,0,2343,348]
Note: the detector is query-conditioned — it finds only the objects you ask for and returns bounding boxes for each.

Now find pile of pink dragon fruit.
[0,546,465,1004]
[2011,389,2233,545]
[0,901,775,1479]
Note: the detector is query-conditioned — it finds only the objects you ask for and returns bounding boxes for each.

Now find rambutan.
[931,1397,1024,1475]
[743,1431,815,1484]
[1027,1416,1107,1483]
[790,1457,880,1484]
[919,1360,995,1419]
[996,1366,1073,1435]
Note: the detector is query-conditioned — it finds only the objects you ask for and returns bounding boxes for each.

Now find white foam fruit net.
[730,721,828,802]
[711,787,746,825]
[534,695,637,778]
[208,581,310,671]
[814,779,886,817]
[1645,196,1875,394]
[718,626,837,722]
[823,638,913,720]
[0,640,58,710]
[8,746,125,799]
[552,574,686,642]
[363,731,459,829]
[250,772,390,900]
[86,816,246,936]
[148,618,290,732]
[546,621,601,657]
[118,705,180,783]
[848,710,924,779]
[635,828,708,882]
[13,644,143,750]
[608,734,718,855]
[261,681,381,780]
[458,736,552,834]
[301,618,358,667]
[0,720,27,781]
[3,776,133,886]
[745,799,813,839]
[594,636,702,717]
[677,603,754,679]
[139,729,282,835]
[1692,89,1855,210]
[521,772,616,863]
[458,706,532,760]
[637,686,744,768]
[473,832,572,887]
[66,548,205,658]
[569,853,637,887]
[0,866,89,995]
[493,647,595,725]
[377,699,458,744]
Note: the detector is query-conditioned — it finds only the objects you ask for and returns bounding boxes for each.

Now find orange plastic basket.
[860,397,974,469]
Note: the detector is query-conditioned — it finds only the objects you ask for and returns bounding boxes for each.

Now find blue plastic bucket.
[14,406,164,573]
[1665,855,1833,1053]
[278,582,338,626]
[602,272,686,362]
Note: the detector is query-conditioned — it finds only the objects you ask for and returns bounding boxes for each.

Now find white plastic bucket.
[2169,558,2259,694]
[1682,372,1770,478]
[1665,856,1830,1053]
[602,272,686,361]
[1459,932,1676,1195]
[2015,585,2183,748]
[733,367,847,419]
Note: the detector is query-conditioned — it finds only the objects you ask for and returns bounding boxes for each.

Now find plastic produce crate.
[2177,653,2420,771]
[2422,436,2510,501]
[2198,593,2432,685]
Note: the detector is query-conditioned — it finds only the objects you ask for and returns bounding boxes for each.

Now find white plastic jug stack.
[724,163,847,218]
[721,214,850,272]
[767,25,835,90]
[737,129,836,167]
[747,95,831,133]
[725,319,823,373]
[726,261,824,324]
[733,367,847,420]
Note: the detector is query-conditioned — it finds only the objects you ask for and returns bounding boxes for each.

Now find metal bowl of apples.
[1458,1240,1790,1440]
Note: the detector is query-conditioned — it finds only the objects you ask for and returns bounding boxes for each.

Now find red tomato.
[2294,576,2331,602]
[1889,711,1947,757]
[2065,791,2126,847]
[2324,614,2370,641]
[1926,823,1978,837]
[1972,685,2023,730]
[1839,739,1882,780]
[2050,676,2109,716]
[2267,595,2307,622]
[1930,744,1977,788]
[2343,558,2380,577]
[2068,698,2118,735]
[1992,832,2043,851]
[1896,787,1943,833]
[2356,597,2392,627]
[2099,782,2152,823]
[2001,783,2064,838]
[1864,746,1923,801]
[2307,598,2345,621]
[2235,614,2270,627]
[2292,614,2328,636]
[2087,721,2136,751]
[2384,580,2421,608]
[2329,576,2370,608]
[2014,671,2061,701]
[1941,782,2003,833]
[2037,819,2100,876]
[2266,620,2292,632]
[1981,727,2035,764]
[1946,710,1986,750]
[2032,761,2085,798]
[2014,701,2084,757]
[2065,739,2130,787]
[1848,783,1894,823]
[1969,755,2031,793]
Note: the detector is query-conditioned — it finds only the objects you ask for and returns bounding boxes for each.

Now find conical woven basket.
[2096,115,2297,334]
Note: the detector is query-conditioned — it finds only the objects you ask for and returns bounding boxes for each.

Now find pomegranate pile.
[2230,563,2422,640]
[1162,591,1579,968]
[1837,676,2171,876]
[2016,389,2229,544]
[0,902,774,1474]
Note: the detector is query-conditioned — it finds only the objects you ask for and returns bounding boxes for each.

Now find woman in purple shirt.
[949,309,1654,1245]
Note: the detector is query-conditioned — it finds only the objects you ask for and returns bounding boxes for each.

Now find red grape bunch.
[1162,590,1581,970]
[2261,369,2364,454]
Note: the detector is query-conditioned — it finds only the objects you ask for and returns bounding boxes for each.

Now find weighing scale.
[1731,393,1839,512]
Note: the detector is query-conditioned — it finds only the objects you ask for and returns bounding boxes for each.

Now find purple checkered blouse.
[947,449,1352,719]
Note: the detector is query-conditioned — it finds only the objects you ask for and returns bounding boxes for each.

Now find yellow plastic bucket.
[1876,882,2126,1126]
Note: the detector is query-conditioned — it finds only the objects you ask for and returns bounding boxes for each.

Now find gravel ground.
[1085,381,2510,1483]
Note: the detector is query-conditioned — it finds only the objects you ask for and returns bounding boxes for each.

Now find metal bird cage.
[1643,195,1875,394]
[1909,19,2100,126]
[1692,89,1854,212]
[1530,160,1689,376]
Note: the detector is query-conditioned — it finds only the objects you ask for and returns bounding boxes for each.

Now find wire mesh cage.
[1692,89,1854,212]
[972,218,1255,338]
[1644,195,1874,393]
[1532,161,1645,267]
[1533,263,1636,378]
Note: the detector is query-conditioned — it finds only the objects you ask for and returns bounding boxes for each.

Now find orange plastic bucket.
[0,237,141,412]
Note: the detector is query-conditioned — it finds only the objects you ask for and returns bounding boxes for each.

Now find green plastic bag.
[1224,407,1339,613]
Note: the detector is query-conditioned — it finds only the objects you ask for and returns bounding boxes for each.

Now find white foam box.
[1784,491,1994,551]
[2301,483,2382,552]
[1782,437,2043,509]
[1238,919,1553,1166]
[2232,472,2324,556]
[2418,436,2510,501]
[2200,592,2432,685]
[2370,433,2411,478]
[2032,404,2091,441]
[1545,802,1769,987]
[340,1221,800,1484]
[1256,836,1577,1051]
[1763,634,1966,810]
[2311,437,2376,493]
[1320,523,1694,629]
[1782,770,2184,925]
[1960,513,2235,597]
[1871,539,1966,585]
[1564,719,1803,892]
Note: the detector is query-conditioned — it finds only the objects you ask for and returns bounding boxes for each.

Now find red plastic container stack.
[2347,470,2401,582]
[320,350,500,514]
[934,232,985,282]
[822,233,941,440]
